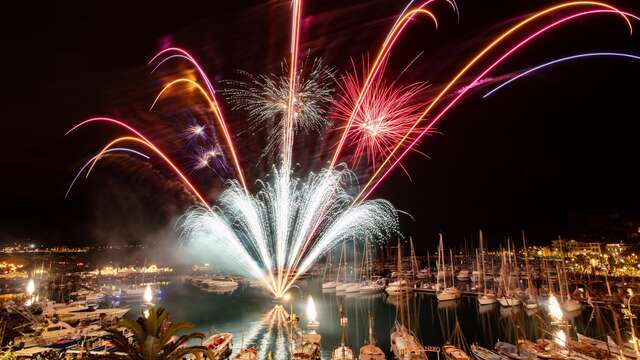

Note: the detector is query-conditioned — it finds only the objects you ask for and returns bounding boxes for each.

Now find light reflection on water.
[121,278,595,359]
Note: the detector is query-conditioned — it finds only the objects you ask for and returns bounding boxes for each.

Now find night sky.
[2,0,640,251]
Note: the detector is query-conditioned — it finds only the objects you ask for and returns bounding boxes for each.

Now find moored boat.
[497,296,521,307]
[437,287,461,302]
[442,344,471,360]
[358,312,385,360]
[14,320,101,348]
[234,347,257,360]
[203,332,233,360]
[494,341,536,360]
[390,324,427,360]
[470,343,507,360]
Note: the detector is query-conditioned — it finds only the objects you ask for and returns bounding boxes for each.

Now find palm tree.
[102,306,212,360]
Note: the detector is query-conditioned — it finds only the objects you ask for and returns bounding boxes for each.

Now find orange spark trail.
[151,78,248,191]
[149,48,248,192]
[353,1,631,204]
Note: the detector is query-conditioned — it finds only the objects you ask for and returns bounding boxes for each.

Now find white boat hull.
[478,295,497,305]
[322,281,337,289]
[498,297,521,307]
[437,288,461,302]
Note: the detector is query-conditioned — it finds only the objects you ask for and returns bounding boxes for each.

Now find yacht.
[437,287,462,302]
[386,240,413,295]
[204,278,239,289]
[360,279,386,294]
[43,301,129,324]
[497,296,521,307]
[456,269,471,282]
[333,305,355,360]
[390,324,427,360]
[359,313,385,360]
[436,234,461,302]
[469,344,504,360]
[521,231,538,310]
[203,332,233,360]
[385,279,412,295]
[442,344,471,360]
[14,320,101,348]
[477,231,497,305]
[322,280,338,289]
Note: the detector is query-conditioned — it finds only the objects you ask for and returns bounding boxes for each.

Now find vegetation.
[102,306,211,360]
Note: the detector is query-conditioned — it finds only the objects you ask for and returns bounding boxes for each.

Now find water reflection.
[120,279,596,359]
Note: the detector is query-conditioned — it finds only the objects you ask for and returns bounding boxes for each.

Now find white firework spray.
[222,58,335,160]
[178,166,398,297]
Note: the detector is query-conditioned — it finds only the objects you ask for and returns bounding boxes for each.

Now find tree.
[101,306,211,360]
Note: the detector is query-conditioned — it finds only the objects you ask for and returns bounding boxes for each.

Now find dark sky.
[2,0,640,250]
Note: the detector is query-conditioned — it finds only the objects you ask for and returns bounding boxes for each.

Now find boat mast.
[364,238,369,283]
[556,262,565,302]
[353,237,358,283]
[450,248,456,288]
[322,250,331,282]
[512,238,521,291]
[522,230,534,298]
[410,237,419,283]
[491,256,496,293]
[544,258,552,296]
[480,230,487,295]
[439,233,447,289]
[335,243,344,283]
[397,238,402,281]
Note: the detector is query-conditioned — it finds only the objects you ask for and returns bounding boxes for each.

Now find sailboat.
[336,243,351,292]
[345,239,362,293]
[322,250,337,289]
[332,305,355,360]
[498,246,521,307]
[477,230,497,305]
[390,296,426,360]
[359,239,385,294]
[557,246,581,313]
[386,239,412,295]
[521,231,538,310]
[359,312,386,360]
[442,320,472,360]
[436,234,461,302]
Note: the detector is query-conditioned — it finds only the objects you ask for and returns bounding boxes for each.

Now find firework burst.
[66,0,639,299]
[222,58,335,160]
[334,67,430,171]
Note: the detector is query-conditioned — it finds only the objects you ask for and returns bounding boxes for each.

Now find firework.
[185,124,206,139]
[67,0,639,299]
[222,58,335,161]
[484,52,640,98]
[334,67,430,170]
[179,167,398,297]
[65,148,149,199]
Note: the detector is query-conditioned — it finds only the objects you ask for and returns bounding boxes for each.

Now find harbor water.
[118,278,598,359]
